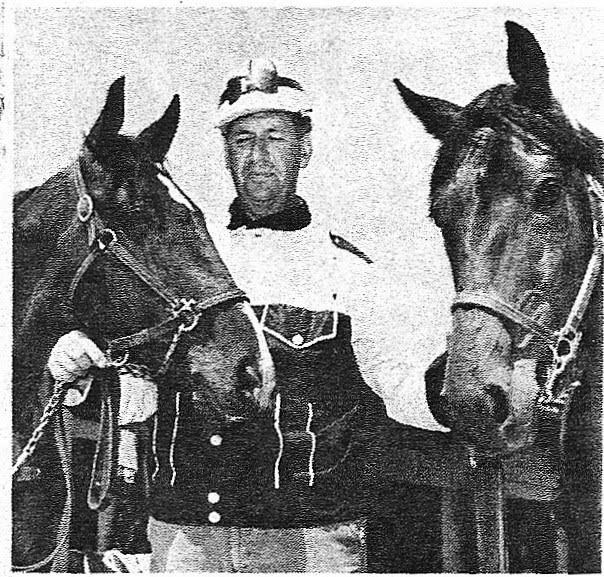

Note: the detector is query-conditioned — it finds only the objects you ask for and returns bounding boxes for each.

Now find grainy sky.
[12,6,604,428]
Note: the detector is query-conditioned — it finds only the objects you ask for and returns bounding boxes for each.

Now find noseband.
[451,175,603,412]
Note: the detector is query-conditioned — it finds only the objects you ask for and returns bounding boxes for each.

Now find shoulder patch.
[329,232,373,264]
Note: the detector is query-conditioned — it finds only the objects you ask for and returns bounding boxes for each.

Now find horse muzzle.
[440,308,542,456]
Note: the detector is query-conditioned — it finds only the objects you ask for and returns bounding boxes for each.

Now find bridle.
[451,174,603,414]
[69,158,245,374]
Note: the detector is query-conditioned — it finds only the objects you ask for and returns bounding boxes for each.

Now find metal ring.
[179,312,202,333]
[97,228,117,251]
[77,194,94,223]
[555,336,572,358]
[107,350,129,368]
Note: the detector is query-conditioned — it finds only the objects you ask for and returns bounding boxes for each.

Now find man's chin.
[243,196,283,219]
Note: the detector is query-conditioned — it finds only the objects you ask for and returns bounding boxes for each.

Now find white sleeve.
[343,259,449,432]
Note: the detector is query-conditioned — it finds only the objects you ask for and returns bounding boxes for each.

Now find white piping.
[240,302,276,409]
[151,412,159,482]
[260,305,339,349]
[273,393,283,489]
[169,392,181,487]
[306,403,316,487]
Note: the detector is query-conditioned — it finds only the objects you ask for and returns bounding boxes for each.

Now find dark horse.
[13,77,275,571]
[395,22,602,573]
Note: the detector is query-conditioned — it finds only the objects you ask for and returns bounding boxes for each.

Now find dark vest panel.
[149,304,389,528]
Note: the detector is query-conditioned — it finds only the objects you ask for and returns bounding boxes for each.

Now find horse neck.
[14,166,79,260]
[13,166,85,380]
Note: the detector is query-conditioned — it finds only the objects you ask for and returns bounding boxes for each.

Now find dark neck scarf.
[227,195,312,231]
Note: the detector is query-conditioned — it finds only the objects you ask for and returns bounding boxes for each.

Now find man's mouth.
[249,172,275,179]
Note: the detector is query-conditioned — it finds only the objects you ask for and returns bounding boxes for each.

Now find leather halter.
[451,174,603,409]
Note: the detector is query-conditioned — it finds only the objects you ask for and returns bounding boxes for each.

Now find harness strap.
[107,315,188,356]
[70,220,181,309]
[560,178,604,338]
[106,288,246,354]
[559,243,603,338]
[68,242,105,303]
[452,291,557,345]
[87,377,118,512]
[105,240,180,307]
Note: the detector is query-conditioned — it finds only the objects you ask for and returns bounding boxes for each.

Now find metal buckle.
[552,328,582,369]
[171,298,197,318]
[77,194,94,223]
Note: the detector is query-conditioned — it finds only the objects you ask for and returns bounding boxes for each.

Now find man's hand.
[49,330,108,384]
[48,331,108,406]
[48,331,108,407]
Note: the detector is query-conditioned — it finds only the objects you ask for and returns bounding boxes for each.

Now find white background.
[10,6,604,428]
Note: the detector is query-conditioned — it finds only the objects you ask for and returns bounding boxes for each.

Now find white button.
[292,334,304,346]
[208,492,220,504]
[210,434,223,446]
[208,511,221,524]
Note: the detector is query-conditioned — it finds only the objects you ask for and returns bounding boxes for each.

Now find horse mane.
[431,83,604,214]
[14,185,39,209]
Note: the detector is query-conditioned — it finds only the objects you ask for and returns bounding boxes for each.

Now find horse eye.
[534,178,562,209]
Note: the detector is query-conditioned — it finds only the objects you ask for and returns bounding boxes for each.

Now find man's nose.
[252,138,270,164]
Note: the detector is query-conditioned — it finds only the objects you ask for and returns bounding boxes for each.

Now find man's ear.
[299,133,312,170]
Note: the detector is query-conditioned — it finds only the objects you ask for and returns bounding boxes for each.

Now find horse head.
[395,22,603,456]
[13,77,276,438]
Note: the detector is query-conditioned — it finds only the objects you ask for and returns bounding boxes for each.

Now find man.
[49,59,414,572]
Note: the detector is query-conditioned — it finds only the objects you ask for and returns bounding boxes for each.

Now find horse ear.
[393,79,461,140]
[505,21,551,109]
[86,76,125,151]
[136,94,180,162]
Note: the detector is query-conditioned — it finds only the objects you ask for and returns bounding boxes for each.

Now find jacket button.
[208,492,220,504]
[209,434,223,446]
[292,334,304,346]
[208,511,221,524]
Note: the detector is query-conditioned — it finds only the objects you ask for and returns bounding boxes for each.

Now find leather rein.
[451,174,604,414]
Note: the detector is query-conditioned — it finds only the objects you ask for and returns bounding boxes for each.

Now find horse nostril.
[238,360,262,393]
[486,385,509,424]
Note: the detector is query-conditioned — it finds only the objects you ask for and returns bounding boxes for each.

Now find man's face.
[224,112,311,219]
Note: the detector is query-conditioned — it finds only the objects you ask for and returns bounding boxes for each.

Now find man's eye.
[233,135,253,144]
[269,134,285,141]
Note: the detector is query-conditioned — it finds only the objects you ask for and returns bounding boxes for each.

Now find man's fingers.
[67,331,108,369]
[48,356,86,383]
[63,352,96,373]
[48,330,109,384]
[79,337,109,369]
